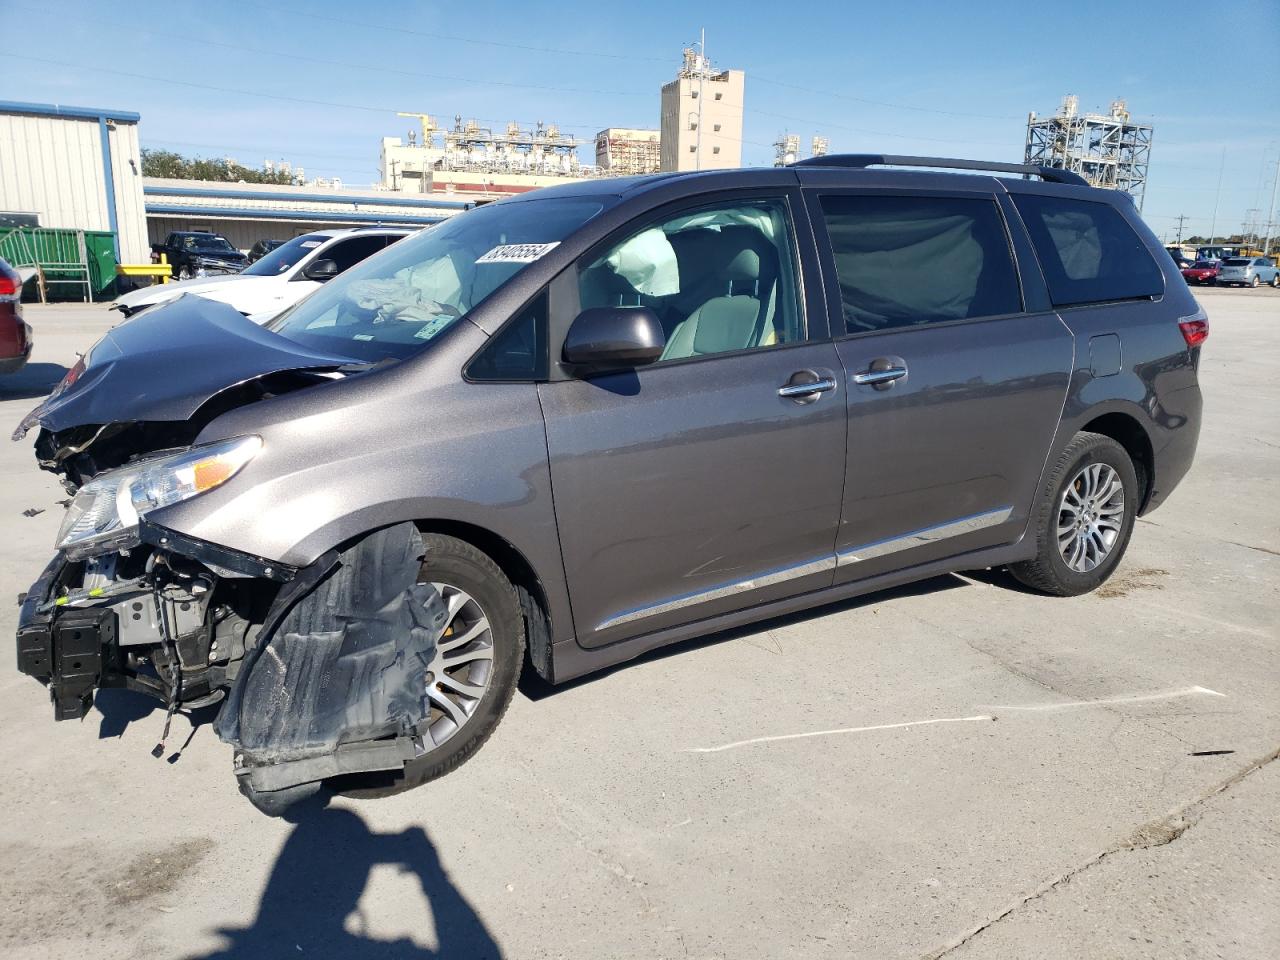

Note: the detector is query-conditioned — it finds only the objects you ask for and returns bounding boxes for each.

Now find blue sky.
[4,0,1278,241]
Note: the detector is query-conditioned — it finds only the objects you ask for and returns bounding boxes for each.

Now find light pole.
[693,28,706,171]
[1263,152,1279,257]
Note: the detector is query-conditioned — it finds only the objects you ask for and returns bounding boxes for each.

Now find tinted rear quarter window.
[817,195,1022,334]
[1012,194,1163,307]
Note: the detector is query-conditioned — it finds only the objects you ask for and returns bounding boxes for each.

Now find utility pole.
[1263,154,1280,257]
[1209,147,1225,243]
[695,28,706,172]
[1174,214,1188,245]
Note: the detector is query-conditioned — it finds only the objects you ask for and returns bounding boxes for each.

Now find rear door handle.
[852,361,908,386]
[778,377,837,399]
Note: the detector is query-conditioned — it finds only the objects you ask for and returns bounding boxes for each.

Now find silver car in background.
[1216,256,1279,287]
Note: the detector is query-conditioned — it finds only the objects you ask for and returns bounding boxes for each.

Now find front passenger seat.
[661,249,767,361]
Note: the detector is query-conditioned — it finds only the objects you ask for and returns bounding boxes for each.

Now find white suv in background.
[113,227,416,322]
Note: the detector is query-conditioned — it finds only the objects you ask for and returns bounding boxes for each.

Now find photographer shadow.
[188,795,502,959]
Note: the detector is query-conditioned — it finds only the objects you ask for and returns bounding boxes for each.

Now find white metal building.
[0,100,149,262]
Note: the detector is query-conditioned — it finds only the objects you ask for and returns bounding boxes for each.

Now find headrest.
[724,248,761,283]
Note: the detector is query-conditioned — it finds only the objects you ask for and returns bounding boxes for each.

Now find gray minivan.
[14,155,1205,812]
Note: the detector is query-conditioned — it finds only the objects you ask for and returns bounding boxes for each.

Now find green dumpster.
[84,231,119,298]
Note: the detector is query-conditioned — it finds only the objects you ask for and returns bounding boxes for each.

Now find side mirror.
[302,258,339,282]
[563,307,665,371]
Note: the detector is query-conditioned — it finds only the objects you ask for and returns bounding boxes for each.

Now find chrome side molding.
[594,506,1014,633]
[837,506,1013,565]
[595,554,837,632]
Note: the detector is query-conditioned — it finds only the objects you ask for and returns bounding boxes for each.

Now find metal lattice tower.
[1024,96,1153,208]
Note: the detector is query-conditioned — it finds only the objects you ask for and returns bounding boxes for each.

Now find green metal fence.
[0,227,119,301]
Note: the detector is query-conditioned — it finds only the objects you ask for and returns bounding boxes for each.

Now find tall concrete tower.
[660,45,745,172]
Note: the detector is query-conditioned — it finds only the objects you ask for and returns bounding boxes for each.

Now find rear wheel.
[333,534,525,799]
[1250,274,1260,288]
[1009,432,1138,597]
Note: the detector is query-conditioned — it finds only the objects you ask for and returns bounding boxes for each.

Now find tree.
[140,148,297,185]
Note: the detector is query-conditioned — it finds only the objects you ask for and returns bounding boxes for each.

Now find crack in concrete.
[920,743,1280,959]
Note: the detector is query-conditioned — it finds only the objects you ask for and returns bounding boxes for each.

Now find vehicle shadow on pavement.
[519,572,971,700]
[0,361,67,401]
[186,795,503,960]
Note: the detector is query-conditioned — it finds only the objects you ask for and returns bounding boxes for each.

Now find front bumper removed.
[15,522,444,815]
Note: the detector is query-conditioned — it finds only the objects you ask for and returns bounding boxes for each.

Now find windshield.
[266,197,605,361]
[184,235,236,252]
[243,233,331,276]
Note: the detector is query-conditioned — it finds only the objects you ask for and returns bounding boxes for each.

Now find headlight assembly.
[56,436,262,559]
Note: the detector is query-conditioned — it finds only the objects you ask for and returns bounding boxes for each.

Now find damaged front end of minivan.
[13,298,446,814]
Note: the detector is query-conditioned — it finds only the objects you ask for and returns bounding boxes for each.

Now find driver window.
[578,198,803,363]
[323,235,391,273]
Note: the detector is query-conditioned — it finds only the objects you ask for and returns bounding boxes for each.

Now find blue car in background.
[1216,256,1279,287]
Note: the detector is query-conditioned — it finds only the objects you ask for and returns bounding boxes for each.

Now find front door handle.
[778,376,837,399]
[852,359,908,387]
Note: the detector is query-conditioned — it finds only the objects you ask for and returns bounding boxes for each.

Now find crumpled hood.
[115,274,270,310]
[13,295,359,439]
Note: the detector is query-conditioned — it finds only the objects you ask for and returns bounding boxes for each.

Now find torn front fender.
[215,522,446,811]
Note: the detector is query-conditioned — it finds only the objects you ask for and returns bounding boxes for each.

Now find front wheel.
[178,264,195,280]
[1270,273,1279,288]
[332,533,525,799]
[1009,432,1138,597]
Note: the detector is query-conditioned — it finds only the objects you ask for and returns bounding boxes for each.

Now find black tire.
[1250,274,1260,288]
[333,533,525,799]
[178,264,194,280]
[1009,431,1139,597]
[1270,273,1279,288]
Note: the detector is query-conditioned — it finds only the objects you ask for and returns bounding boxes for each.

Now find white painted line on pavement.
[978,685,1226,712]
[684,715,997,754]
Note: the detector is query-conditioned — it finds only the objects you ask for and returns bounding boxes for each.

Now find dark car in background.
[1182,259,1221,285]
[150,231,249,280]
[0,258,32,375]
[13,155,1205,814]
[247,239,285,263]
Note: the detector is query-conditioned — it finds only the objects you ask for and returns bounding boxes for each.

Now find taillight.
[0,273,18,298]
[1179,310,1209,348]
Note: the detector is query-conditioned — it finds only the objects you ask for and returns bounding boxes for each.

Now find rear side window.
[817,195,1021,334]
[1012,195,1163,307]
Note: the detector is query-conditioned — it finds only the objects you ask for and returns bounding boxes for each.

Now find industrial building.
[0,100,149,263]
[1024,96,1153,208]
[774,134,829,167]
[380,114,596,200]
[595,128,662,176]
[659,48,745,172]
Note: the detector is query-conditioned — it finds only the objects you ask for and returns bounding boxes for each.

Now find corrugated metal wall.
[0,110,149,264]
[105,121,148,263]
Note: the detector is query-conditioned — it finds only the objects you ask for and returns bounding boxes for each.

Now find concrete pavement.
[0,287,1276,959]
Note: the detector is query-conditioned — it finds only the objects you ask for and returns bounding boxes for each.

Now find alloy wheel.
[1056,463,1125,573]
[421,582,496,748]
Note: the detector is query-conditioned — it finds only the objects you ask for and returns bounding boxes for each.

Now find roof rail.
[791,153,1089,187]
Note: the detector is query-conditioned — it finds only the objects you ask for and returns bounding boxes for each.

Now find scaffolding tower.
[1024,96,1153,208]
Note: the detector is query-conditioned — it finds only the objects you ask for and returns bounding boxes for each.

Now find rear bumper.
[1143,380,1203,514]
[0,347,30,374]
[0,321,31,374]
